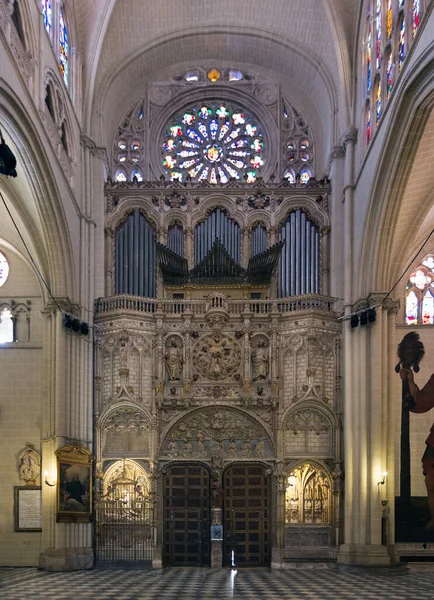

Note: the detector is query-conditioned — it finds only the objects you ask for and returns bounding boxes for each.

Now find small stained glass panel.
[422,292,434,325]
[0,251,9,287]
[59,11,68,86]
[41,0,51,35]
[410,269,431,290]
[406,291,418,325]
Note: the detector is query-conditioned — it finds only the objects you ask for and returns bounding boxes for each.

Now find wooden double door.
[163,463,270,568]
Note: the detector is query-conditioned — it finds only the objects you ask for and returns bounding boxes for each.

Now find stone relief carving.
[103,408,150,456]
[286,408,330,435]
[192,333,241,380]
[162,407,272,459]
[17,444,41,486]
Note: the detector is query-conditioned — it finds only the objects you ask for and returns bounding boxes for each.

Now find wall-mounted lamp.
[44,470,56,487]
[377,471,388,487]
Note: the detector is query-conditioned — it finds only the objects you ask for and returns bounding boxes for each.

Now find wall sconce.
[377,471,388,488]
[44,470,56,487]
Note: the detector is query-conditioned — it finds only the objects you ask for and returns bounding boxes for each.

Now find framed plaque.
[14,486,42,531]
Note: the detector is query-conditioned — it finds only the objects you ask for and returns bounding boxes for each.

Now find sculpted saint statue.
[165,340,183,380]
[251,341,269,381]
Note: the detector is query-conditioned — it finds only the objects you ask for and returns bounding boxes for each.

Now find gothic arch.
[108,202,158,232]
[162,209,188,230]
[191,196,245,230]
[276,196,329,230]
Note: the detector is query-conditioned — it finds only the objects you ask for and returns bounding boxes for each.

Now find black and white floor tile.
[1,566,434,599]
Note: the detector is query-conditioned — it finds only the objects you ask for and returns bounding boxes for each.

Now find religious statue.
[165,340,183,380]
[18,447,40,485]
[251,340,269,381]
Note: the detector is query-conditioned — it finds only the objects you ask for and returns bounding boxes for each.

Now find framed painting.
[14,486,42,531]
[56,443,93,523]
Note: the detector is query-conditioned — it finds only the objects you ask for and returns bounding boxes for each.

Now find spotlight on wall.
[44,470,56,487]
[0,131,17,177]
[350,315,359,328]
[62,314,89,336]
[377,471,388,487]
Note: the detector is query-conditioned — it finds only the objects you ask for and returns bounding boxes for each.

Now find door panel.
[163,464,211,566]
[223,464,270,567]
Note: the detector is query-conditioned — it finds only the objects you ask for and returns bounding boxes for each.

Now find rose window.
[161,103,266,184]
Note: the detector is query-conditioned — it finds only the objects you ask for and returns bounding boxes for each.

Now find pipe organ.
[167,223,184,257]
[194,208,240,265]
[115,209,156,297]
[278,209,319,297]
[251,224,268,257]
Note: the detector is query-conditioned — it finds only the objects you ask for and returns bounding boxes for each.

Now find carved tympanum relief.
[161,407,272,459]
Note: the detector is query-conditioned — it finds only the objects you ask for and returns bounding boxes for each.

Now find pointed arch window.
[398,15,406,70]
[366,102,372,145]
[0,251,10,287]
[11,1,25,45]
[366,23,372,94]
[0,308,14,343]
[386,0,393,41]
[41,0,51,35]
[412,0,421,37]
[59,10,69,86]
[376,0,382,70]
[405,256,434,325]
[375,79,382,125]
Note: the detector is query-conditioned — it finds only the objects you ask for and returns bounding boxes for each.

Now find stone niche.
[102,407,150,457]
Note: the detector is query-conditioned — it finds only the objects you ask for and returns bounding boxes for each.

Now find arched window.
[386,50,393,99]
[115,211,156,297]
[161,102,265,184]
[41,0,51,36]
[366,21,372,94]
[0,308,14,343]
[282,102,314,183]
[386,0,393,41]
[59,10,69,86]
[113,102,145,182]
[376,0,382,70]
[375,79,382,125]
[366,102,372,144]
[285,463,331,525]
[278,210,319,297]
[398,14,406,70]
[11,1,25,45]
[405,256,434,325]
[412,0,421,38]
[0,251,10,287]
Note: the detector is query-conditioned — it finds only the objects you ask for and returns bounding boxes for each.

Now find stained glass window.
[366,104,371,144]
[376,0,382,70]
[115,170,127,182]
[399,17,406,70]
[406,256,434,325]
[59,11,68,86]
[376,82,381,125]
[0,308,13,343]
[161,102,266,184]
[367,24,372,93]
[406,291,418,325]
[41,0,51,35]
[387,52,393,99]
[386,0,392,40]
[422,291,434,324]
[113,101,145,182]
[0,251,9,287]
[412,0,420,37]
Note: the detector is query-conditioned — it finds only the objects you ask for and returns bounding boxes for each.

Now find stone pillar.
[320,225,331,296]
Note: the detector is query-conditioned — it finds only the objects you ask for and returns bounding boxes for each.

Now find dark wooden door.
[223,464,270,567]
[163,464,211,566]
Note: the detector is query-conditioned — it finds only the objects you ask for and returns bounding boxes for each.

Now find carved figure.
[167,439,179,457]
[251,341,269,381]
[165,340,183,380]
[18,449,40,485]
[255,440,266,458]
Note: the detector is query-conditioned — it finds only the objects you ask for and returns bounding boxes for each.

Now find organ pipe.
[194,208,240,265]
[278,209,320,297]
[114,210,157,297]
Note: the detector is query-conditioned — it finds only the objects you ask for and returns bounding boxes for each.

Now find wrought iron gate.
[223,464,270,567]
[163,464,211,566]
[95,475,154,565]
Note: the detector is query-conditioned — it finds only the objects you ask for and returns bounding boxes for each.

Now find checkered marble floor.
[1,566,434,600]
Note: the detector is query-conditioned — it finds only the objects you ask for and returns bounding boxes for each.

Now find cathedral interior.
[1,0,434,575]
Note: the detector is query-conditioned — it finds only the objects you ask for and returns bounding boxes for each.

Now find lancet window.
[362,0,430,147]
[278,210,319,297]
[405,255,434,325]
[114,211,156,297]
